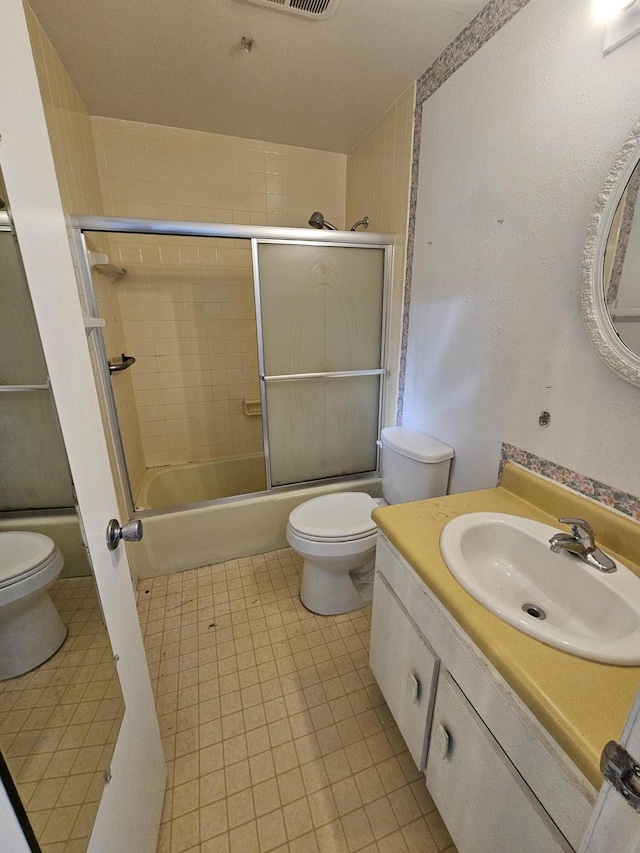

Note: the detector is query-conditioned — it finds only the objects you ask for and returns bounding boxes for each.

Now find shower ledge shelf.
[243,398,262,416]
[82,309,106,335]
[87,250,127,278]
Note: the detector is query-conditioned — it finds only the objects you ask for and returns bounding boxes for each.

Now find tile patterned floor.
[0,577,125,853]
[138,549,458,853]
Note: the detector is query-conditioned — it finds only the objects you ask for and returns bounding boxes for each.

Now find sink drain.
[522,603,546,620]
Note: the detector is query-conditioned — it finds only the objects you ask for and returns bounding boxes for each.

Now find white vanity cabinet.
[370,533,596,853]
[427,672,572,853]
[369,572,439,769]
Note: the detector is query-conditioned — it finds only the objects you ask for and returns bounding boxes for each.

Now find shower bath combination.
[71,215,393,577]
[308,210,370,231]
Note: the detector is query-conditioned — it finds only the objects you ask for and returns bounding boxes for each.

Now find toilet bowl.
[288,492,380,616]
[287,428,454,615]
[0,532,67,680]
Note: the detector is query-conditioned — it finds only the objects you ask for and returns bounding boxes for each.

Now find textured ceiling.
[27,0,487,153]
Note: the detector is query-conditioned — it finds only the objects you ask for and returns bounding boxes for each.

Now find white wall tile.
[346,84,415,428]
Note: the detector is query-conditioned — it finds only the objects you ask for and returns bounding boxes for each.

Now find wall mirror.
[580,118,640,385]
[0,170,125,853]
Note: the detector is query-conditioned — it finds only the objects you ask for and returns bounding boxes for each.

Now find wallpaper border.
[499,443,640,522]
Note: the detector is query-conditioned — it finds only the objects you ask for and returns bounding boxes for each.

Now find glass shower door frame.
[70,228,137,519]
[68,216,394,516]
[251,237,393,491]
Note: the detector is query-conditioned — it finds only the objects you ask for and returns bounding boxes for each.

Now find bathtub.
[136,453,267,510]
[0,509,92,578]
[129,473,382,580]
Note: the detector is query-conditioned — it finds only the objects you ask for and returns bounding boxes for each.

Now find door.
[579,687,640,853]
[427,673,572,853]
[255,241,387,486]
[0,4,165,852]
[370,571,439,770]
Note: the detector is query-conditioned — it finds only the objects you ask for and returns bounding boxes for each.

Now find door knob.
[601,740,640,812]
[106,518,143,551]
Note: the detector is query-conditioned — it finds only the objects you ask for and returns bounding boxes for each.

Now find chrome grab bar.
[108,354,136,374]
[0,380,50,392]
[261,369,385,382]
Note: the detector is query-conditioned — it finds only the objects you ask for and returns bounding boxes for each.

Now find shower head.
[308,211,337,230]
[308,211,370,231]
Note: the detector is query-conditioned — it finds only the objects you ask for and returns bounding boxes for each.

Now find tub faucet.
[549,517,616,573]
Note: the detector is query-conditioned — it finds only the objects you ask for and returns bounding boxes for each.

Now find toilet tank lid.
[381,427,454,463]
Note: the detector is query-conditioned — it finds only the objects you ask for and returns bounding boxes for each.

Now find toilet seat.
[288,493,378,543]
[0,532,59,589]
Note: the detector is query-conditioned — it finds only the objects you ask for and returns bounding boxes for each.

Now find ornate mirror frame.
[580,118,640,386]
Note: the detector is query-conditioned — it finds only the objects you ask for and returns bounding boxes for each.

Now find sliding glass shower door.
[74,217,391,513]
[256,242,387,487]
[0,228,75,510]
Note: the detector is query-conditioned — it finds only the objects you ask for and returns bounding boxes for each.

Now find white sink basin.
[440,512,640,665]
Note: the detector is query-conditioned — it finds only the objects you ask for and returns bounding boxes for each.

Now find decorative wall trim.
[415,0,532,108]
[499,443,640,522]
[398,97,423,423]
[396,0,533,424]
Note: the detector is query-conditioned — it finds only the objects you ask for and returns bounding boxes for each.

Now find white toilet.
[287,427,454,615]
[0,532,67,680]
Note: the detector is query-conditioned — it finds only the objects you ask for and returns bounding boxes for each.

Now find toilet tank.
[380,427,454,505]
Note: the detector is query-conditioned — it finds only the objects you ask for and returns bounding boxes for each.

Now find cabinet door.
[426,673,573,853]
[370,571,439,769]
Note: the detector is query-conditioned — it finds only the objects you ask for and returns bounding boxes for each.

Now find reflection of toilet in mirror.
[287,428,454,616]
[0,531,67,680]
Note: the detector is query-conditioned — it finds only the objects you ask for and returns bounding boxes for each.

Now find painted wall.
[346,84,415,427]
[403,0,640,499]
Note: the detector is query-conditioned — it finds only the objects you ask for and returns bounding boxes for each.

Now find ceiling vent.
[242,0,341,20]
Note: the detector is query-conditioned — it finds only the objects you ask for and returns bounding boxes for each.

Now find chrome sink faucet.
[549,517,616,573]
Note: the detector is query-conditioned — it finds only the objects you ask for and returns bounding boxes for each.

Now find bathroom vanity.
[369,463,640,853]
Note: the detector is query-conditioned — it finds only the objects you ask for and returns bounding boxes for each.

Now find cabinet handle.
[407,672,421,703]
[435,723,453,760]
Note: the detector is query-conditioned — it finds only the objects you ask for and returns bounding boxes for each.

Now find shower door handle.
[106,518,144,551]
